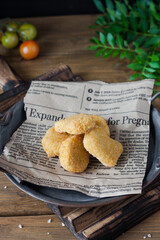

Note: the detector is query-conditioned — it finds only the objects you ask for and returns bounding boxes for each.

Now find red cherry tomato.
[19,40,39,60]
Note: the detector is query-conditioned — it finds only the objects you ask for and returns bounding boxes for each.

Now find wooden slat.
[117,211,160,240]
[65,196,139,233]
[0,214,76,240]
[81,186,160,239]
[59,207,76,218]
[0,173,52,216]
[4,55,132,82]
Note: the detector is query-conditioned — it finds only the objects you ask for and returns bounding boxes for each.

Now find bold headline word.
[28,108,64,122]
[108,116,149,127]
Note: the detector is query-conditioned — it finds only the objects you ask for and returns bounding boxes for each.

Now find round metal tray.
[1,93,160,207]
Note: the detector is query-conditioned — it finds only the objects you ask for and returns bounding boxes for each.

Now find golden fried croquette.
[42,126,69,158]
[55,113,96,134]
[59,135,89,173]
[83,126,123,167]
[91,115,110,136]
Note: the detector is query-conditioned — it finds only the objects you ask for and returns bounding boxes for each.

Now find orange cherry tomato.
[19,40,39,60]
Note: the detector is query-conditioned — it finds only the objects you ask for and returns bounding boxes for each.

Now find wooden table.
[0,15,160,240]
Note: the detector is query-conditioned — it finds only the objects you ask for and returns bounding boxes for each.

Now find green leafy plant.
[89,0,160,91]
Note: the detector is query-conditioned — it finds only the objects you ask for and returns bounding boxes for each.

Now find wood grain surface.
[0,15,160,240]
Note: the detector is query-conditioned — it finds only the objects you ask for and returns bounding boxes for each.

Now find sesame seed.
[18,224,23,229]
[62,222,65,226]
[143,236,146,239]
[47,232,50,235]
[4,186,7,189]
[47,219,52,223]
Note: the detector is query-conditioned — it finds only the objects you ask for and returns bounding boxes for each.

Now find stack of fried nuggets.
[42,114,123,173]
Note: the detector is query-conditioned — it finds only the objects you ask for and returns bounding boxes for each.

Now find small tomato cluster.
[0,21,39,60]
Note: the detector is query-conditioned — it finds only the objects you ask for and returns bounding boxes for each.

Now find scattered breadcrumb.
[47,219,52,223]
[4,186,8,189]
[47,232,50,235]
[62,222,65,226]
[147,233,152,238]
[143,236,146,239]
[18,224,23,229]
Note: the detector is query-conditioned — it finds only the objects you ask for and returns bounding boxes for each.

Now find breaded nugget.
[42,126,69,158]
[55,113,96,134]
[59,135,89,173]
[83,127,123,167]
[91,115,110,136]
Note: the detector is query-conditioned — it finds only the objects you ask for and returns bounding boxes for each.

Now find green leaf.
[150,2,160,21]
[95,48,106,57]
[99,32,106,45]
[97,16,107,25]
[149,27,159,34]
[115,1,127,17]
[148,62,160,69]
[90,37,100,44]
[144,67,156,73]
[143,37,160,48]
[110,25,124,33]
[151,55,159,62]
[130,13,137,31]
[88,45,100,51]
[123,40,128,47]
[105,0,114,10]
[112,50,120,58]
[140,19,148,33]
[128,63,143,71]
[142,73,156,79]
[149,16,159,34]
[124,0,131,10]
[154,81,160,86]
[116,34,123,48]
[129,73,141,81]
[93,0,105,13]
[107,8,121,20]
[125,52,134,60]
[121,15,129,28]
[120,52,126,59]
[133,41,139,49]
[136,36,146,46]
[127,32,136,43]
[103,49,113,58]
[107,33,114,47]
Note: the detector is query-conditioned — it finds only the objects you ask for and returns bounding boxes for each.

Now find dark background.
[1,0,100,19]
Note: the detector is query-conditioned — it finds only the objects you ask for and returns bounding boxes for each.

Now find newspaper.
[0,79,154,198]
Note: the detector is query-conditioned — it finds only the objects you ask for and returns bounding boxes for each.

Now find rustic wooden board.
[0,15,160,240]
[47,176,160,240]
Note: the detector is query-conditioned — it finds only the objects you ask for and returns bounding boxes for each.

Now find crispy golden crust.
[83,127,123,167]
[91,115,110,136]
[59,135,89,173]
[55,113,96,134]
[42,126,69,158]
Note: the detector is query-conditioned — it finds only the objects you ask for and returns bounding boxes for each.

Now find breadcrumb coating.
[91,115,110,136]
[55,113,96,134]
[42,126,69,157]
[59,135,89,173]
[83,126,123,167]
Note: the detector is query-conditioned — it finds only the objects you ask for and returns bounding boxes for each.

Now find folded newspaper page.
[0,79,154,198]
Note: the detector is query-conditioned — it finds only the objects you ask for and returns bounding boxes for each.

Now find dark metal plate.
[1,99,160,207]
